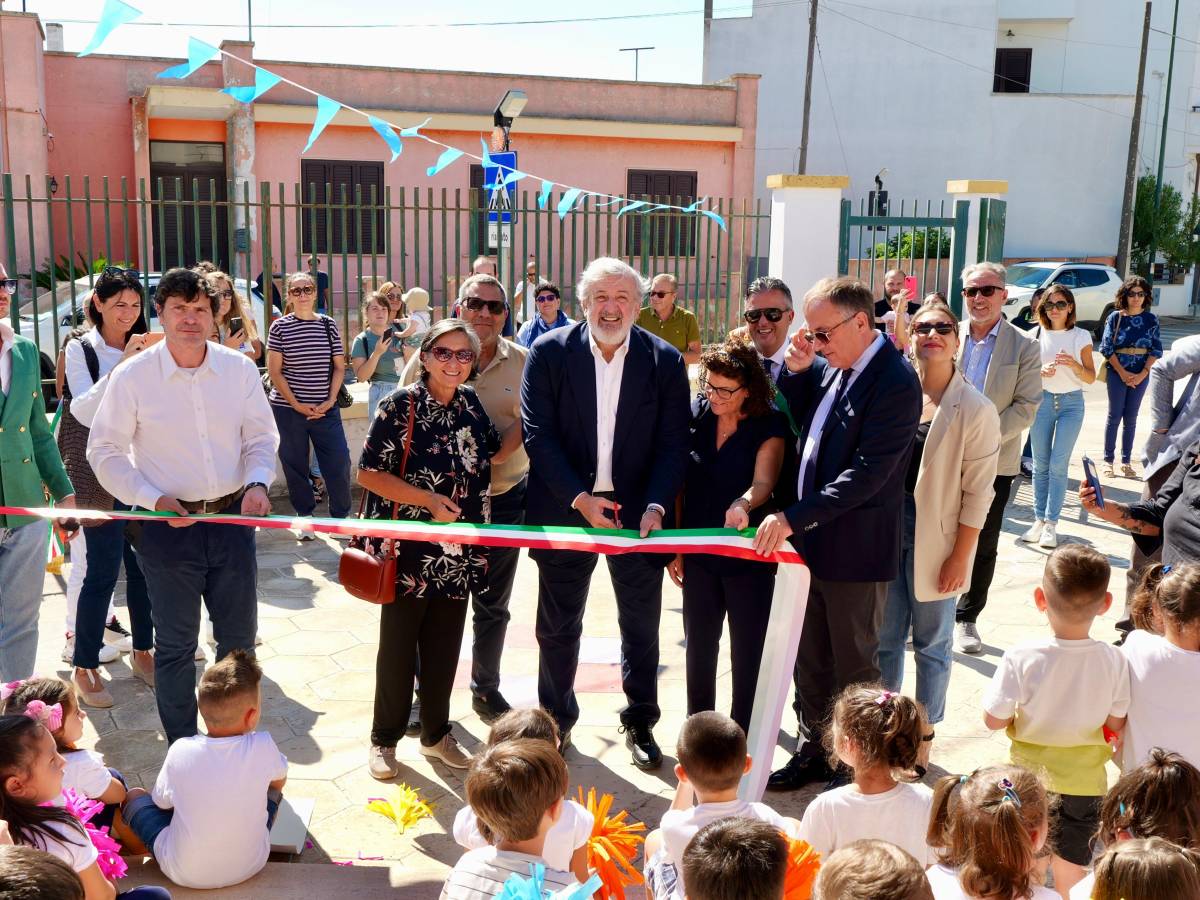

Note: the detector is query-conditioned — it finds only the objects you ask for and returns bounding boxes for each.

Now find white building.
[704,0,1200,260]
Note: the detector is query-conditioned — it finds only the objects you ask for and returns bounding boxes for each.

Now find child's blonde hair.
[486,707,560,748]
[928,765,1049,900]
[1091,836,1200,900]
[825,683,925,774]
[466,740,567,844]
[0,678,77,751]
[813,839,933,900]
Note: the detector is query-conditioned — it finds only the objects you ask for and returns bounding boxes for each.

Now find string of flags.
[78,0,728,231]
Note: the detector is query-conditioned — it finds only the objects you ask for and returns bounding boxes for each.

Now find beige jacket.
[959,318,1042,476]
[912,371,1002,601]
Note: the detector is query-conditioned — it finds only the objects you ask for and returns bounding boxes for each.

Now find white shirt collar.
[0,320,14,346]
[156,338,219,380]
[588,327,631,362]
[846,331,886,377]
[766,342,788,369]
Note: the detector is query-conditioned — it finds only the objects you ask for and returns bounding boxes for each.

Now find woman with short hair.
[516,281,573,348]
[1099,275,1162,478]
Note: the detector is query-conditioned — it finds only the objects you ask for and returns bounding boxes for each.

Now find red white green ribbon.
[3,506,802,566]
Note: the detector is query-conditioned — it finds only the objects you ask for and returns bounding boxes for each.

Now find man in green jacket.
[0,263,76,680]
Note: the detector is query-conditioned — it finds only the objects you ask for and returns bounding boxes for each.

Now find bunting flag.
[616,200,648,218]
[426,147,464,177]
[556,188,585,219]
[368,116,404,162]
[399,117,431,137]
[303,95,342,153]
[537,180,555,210]
[501,170,527,186]
[77,0,141,57]
[222,68,282,104]
[702,209,729,232]
[156,37,219,79]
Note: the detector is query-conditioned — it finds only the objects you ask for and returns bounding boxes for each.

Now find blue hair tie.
[1119,801,1127,816]
[959,775,968,785]
[1162,565,1173,575]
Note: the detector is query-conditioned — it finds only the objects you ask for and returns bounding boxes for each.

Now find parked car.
[1003,261,1124,339]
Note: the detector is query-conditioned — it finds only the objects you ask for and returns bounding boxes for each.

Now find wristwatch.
[245,482,269,493]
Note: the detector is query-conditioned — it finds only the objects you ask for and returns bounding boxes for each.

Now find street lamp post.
[492,90,527,291]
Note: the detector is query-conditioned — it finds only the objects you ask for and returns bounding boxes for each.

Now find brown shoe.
[130,651,155,689]
[73,668,113,708]
[419,732,473,769]
[1122,463,1138,479]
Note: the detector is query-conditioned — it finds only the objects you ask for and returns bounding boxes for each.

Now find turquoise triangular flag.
[702,209,728,232]
[481,137,496,168]
[303,95,341,153]
[537,181,554,210]
[501,170,526,186]
[78,0,141,56]
[426,148,463,177]
[157,37,219,79]
[616,200,648,217]
[400,117,431,137]
[368,117,403,162]
[556,188,584,219]
[222,68,282,104]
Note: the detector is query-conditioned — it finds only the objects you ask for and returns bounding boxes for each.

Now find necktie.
[763,358,774,380]
[800,370,850,497]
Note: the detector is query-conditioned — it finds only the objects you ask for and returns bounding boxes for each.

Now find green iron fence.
[2,173,770,382]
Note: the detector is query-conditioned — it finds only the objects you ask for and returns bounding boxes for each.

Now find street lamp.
[493,90,527,152]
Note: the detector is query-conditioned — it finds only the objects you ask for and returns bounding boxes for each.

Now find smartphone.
[381,326,395,342]
[1082,456,1106,510]
[228,316,243,335]
[903,275,919,300]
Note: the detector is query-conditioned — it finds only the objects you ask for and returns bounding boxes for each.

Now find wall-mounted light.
[1006,29,1015,38]
[48,177,59,195]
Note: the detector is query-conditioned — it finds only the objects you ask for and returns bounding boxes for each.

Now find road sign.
[486,222,512,252]
[485,151,518,225]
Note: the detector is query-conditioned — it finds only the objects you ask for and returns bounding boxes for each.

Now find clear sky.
[29,0,758,84]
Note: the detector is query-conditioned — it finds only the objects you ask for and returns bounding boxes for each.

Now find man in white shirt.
[88,267,278,742]
[521,257,690,769]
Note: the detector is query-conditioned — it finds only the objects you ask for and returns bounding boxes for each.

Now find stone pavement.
[30,327,1186,898]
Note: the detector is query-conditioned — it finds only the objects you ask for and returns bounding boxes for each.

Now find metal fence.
[1,173,770,369]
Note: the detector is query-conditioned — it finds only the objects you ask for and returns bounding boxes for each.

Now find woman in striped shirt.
[266,272,352,536]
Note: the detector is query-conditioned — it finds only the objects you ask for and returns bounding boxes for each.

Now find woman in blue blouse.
[1099,276,1163,477]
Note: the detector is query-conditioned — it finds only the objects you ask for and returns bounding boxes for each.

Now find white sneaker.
[104,617,134,653]
[368,745,400,780]
[1039,522,1058,549]
[292,528,315,542]
[419,732,473,769]
[61,634,120,664]
[955,622,983,655]
[194,645,207,661]
[1020,520,1045,543]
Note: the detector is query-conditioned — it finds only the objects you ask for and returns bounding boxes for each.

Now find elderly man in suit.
[753,276,922,791]
[521,257,690,768]
[952,262,1041,654]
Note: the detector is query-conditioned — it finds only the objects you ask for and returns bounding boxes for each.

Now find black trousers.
[469,478,526,696]
[531,546,664,733]
[371,586,468,748]
[682,556,776,735]
[791,576,887,759]
[956,474,1016,625]
[1118,460,1178,638]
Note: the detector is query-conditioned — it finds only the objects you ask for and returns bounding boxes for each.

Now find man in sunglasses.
[0,264,77,681]
[953,262,1041,655]
[750,276,921,792]
[400,273,529,725]
[742,277,795,384]
[636,274,701,365]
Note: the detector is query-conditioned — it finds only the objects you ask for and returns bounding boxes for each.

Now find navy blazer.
[521,322,691,527]
[778,338,921,582]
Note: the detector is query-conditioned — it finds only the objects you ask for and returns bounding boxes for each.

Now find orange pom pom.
[577,786,646,900]
[782,835,821,900]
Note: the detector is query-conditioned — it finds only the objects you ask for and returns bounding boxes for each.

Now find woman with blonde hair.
[204,270,263,363]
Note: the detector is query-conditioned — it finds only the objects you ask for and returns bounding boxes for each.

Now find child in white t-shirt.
[926,765,1058,900]
[120,651,288,890]
[441,740,578,900]
[1120,562,1200,771]
[983,544,1130,897]
[798,684,934,866]
[813,839,933,900]
[643,711,797,900]
[452,708,592,883]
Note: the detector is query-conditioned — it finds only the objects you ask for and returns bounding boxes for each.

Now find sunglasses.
[704,382,744,400]
[1127,289,1146,298]
[463,297,507,315]
[963,285,1002,298]
[288,284,316,297]
[802,313,858,345]
[0,279,16,294]
[386,291,402,300]
[102,266,140,280]
[648,290,674,299]
[535,293,558,303]
[216,289,235,300]
[743,308,787,324]
[1043,300,1072,312]
[912,322,956,337]
[428,347,477,364]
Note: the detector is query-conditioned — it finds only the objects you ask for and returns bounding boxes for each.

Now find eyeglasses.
[101,266,139,280]
[1043,300,1072,312]
[288,285,316,297]
[429,347,477,364]
[743,308,787,324]
[1127,289,1146,298]
[216,289,235,300]
[0,279,16,294]
[536,293,558,303]
[463,297,507,315]
[912,322,956,337]
[386,291,402,300]
[648,290,674,299]
[803,313,858,345]
[703,382,744,400]
[963,285,1002,298]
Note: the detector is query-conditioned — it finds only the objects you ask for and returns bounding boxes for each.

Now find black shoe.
[471,691,512,725]
[619,722,663,770]
[822,767,852,792]
[557,729,573,756]
[105,617,132,640]
[405,699,421,737]
[766,753,834,792]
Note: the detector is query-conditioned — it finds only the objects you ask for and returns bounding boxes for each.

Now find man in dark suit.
[521,257,690,768]
[752,276,921,791]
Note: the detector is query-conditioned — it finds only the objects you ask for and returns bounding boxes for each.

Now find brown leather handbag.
[338,390,416,604]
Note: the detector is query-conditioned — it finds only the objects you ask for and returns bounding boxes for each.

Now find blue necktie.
[800,371,850,498]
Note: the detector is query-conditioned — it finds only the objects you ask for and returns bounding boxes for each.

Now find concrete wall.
[705,0,1200,261]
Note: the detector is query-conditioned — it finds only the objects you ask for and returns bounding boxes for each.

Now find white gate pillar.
[766,174,848,305]
[947,179,1008,270]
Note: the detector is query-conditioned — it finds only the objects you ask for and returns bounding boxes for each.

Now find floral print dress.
[358,382,500,601]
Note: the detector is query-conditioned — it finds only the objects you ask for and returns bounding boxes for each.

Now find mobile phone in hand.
[1082,456,1106,509]
[903,275,919,300]
[228,316,243,335]
[381,326,395,342]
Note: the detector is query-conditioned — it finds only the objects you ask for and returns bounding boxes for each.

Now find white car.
[1003,261,1125,338]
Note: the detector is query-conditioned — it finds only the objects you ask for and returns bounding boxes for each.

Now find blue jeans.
[0,522,56,681]
[272,404,352,519]
[367,381,398,421]
[878,496,955,724]
[73,505,152,669]
[1104,369,1150,465]
[136,500,258,743]
[1030,389,1086,523]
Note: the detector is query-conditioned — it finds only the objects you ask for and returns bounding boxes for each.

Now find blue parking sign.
[485,151,518,224]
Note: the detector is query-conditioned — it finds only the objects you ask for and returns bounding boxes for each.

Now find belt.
[178,488,245,514]
[1115,347,1149,355]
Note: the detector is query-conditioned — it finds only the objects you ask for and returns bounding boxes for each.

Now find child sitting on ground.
[797,685,933,865]
[982,544,1130,896]
[680,817,787,900]
[0,714,171,900]
[643,711,797,900]
[452,708,592,884]
[1090,836,1200,900]
[1069,748,1200,899]
[120,651,287,890]
[1121,562,1200,770]
[926,764,1057,899]
[441,740,578,899]
[2,678,126,831]
[812,839,933,900]
[0,845,85,900]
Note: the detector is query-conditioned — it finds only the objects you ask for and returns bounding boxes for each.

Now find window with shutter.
[301,159,386,254]
[624,169,699,258]
[149,141,229,271]
[470,164,488,259]
[993,48,1032,93]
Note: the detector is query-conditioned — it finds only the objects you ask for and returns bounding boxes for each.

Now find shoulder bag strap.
[320,315,337,388]
[81,339,100,384]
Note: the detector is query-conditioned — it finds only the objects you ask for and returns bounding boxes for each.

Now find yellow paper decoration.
[366,784,434,834]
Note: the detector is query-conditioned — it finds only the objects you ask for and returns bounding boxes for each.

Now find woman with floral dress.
[359,319,521,780]
[1099,275,1163,478]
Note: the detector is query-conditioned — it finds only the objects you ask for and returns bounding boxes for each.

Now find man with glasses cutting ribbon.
[750,276,921,792]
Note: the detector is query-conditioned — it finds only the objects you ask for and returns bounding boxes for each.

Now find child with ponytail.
[797,684,934,866]
[1089,837,1200,900]
[926,764,1057,899]
[1122,563,1200,770]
